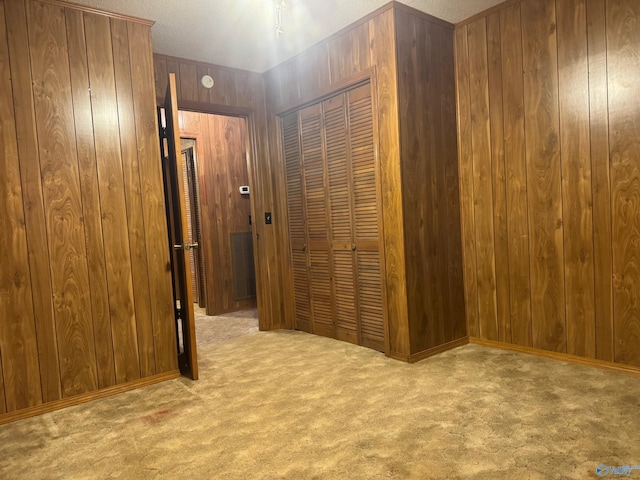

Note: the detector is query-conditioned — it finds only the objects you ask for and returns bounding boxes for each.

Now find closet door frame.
[276,68,390,354]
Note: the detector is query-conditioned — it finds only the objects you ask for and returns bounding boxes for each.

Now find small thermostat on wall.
[239,186,250,195]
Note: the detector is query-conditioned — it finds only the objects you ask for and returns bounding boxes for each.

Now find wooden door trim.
[276,68,376,116]
[167,100,262,328]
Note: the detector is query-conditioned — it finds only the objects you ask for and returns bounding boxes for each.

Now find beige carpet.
[1,309,639,479]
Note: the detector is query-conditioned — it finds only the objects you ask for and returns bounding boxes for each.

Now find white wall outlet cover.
[200,74,214,89]
[239,186,250,195]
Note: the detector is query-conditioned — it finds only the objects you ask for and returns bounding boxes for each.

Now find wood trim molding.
[0,371,181,426]
[455,0,522,28]
[409,337,470,363]
[275,68,375,116]
[387,351,412,362]
[387,337,470,363]
[37,0,155,26]
[469,338,640,377]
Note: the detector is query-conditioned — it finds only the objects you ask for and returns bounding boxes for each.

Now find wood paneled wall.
[0,0,177,419]
[153,54,283,331]
[263,5,410,357]
[178,111,256,315]
[455,0,640,367]
[395,10,467,355]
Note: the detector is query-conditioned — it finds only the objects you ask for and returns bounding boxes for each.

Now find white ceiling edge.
[69,0,505,73]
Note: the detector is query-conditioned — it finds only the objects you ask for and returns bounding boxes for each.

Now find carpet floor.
[1,308,639,479]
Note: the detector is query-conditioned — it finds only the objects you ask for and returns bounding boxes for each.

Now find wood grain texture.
[64,7,115,389]
[396,11,465,354]
[178,111,256,315]
[607,0,640,366]
[396,11,430,352]
[111,17,156,377]
[85,12,140,384]
[454,26,480,339]
[587,0,613,362]
[297,43,331,100]
[500,3,532,348]
[467,19,499,341]
[370,8,410,357]
[521,0,566,352]
[556,0,596,358]
[1,0,182,421]
[5,0,61,402]
[486,12,511,343]
[154,55,258,109]
[0,353,5,414]
[28,0,98,397]
[0,1,43,411]
[454,0,640,366]
[329,22,371,84]
[128,21,177,373]
[439,25,467,343]
[152,54,282,332]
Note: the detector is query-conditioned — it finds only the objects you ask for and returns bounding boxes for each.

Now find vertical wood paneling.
[154,56,168,103]
[587,0,614,362]
[111,18,156,377]
[521,0,566,352]
[607,0,640,366]
[439,25,467,343]
[329,22,370,84]
[396,12,465,354]
[28,0,98,397]
[396,12,430,351]
[557,0,596,358]
[128,21,177,373]
[0,354,5,414]
[424,21,449,344]
[179,62,197,102]
[297,44,331,100]
[85,13,140,384]
[1,1,179,421]
[0,1,43,411]
[370,9,409,357]
[455,0,640,367]
[500,3,532,347]
[455,26,480,339]
[65,8,115,389]
[178,111,255,315]
[467,19,499,341]
[5,0,61,401]
[486,12,511,343]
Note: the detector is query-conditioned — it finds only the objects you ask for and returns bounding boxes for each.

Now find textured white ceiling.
[72,0,502,72]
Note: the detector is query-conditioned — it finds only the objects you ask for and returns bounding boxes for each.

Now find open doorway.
[177,111,258,320]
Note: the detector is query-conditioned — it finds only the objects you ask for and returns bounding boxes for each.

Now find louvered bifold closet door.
[282,112,311,333]
[323,94,359,345]
[348,83,385,351]
[300,104,335,338]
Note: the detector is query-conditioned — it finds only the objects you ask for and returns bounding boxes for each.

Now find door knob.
[174,242,199,251]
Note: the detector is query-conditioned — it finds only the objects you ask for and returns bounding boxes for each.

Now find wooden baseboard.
[469,337,640,376]
[386,337,470,363]
[386,351,411,362]
[0,370,181,426]
[409,337,470,363]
